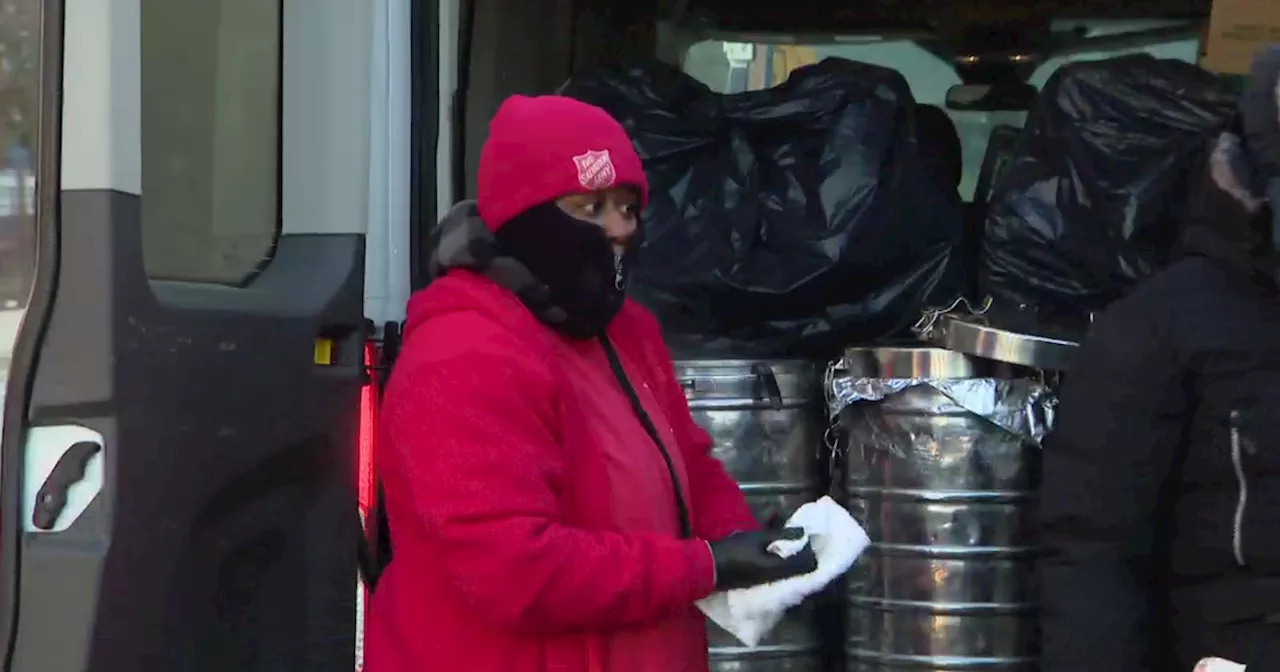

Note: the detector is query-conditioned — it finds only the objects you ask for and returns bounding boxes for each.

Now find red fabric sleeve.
[383,353,717,635]
[627,308,761,541]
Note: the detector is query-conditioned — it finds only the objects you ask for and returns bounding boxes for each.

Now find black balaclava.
[495,201,642,339]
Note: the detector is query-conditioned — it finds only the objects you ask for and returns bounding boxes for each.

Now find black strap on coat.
[598,334,694,539]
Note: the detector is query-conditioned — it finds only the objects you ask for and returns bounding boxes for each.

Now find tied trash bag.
[981,55,1237,321]
[561,59,965,358]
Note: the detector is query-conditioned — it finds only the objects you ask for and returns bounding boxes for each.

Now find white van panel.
[437,0,460,221]
[62,0,142,194]
[282,0,373,236]
[364,0,413,324]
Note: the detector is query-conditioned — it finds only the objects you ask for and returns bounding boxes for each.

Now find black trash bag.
[561,59,966,358]
[981,54,1237,321]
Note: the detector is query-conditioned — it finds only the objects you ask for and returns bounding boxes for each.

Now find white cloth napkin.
[1196,658,1246,672]
[696,496,870,647]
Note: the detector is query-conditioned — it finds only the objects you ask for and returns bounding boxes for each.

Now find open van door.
[0,0,374,669]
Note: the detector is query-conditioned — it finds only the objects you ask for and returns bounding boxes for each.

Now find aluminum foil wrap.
[827,375,1056,455]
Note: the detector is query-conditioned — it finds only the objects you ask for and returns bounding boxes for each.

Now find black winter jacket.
[1040,133,1280,672]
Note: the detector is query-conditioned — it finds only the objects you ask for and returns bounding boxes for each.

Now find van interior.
[445,0,1208,227]
[359,0,1220,661]
[380,0,1218,569]
[376,0,1216,596]
[414,0,1215,346]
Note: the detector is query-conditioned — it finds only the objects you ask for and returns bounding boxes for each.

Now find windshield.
[680,20,1203,200]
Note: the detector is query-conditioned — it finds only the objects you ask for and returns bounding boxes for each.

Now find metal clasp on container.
[679,378,698,395]
[750,362,784,410]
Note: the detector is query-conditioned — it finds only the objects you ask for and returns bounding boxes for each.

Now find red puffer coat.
[364,269,759,672]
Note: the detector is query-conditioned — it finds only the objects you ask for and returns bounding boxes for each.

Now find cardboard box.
[1203,0,1280,75]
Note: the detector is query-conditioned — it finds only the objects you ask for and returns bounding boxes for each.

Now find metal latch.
[32,441,100,531]
[23,424,106,533]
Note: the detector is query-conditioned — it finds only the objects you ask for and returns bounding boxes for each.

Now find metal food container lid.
[913,298,1084,371]
[838,346,983,380]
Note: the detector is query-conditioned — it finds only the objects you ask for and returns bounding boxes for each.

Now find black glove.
[708,528,818,592]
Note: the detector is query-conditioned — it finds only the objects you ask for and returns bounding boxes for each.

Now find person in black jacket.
[1038,99,1280,669]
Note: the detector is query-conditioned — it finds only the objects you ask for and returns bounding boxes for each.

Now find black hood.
[1177,131,1279,290]
[1190,45,1280,291]
[427,200,571,326]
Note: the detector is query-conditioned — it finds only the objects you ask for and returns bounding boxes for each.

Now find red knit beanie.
[476,95,649,231]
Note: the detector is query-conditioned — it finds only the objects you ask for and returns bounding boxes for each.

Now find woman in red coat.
[363,94,816,672]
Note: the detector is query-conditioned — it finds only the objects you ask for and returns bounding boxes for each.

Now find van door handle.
[32,440,101,531]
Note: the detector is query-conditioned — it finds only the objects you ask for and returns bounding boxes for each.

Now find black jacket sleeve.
[1039,294,1190,672]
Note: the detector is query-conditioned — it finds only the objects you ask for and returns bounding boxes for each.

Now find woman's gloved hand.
[707,528,818,591]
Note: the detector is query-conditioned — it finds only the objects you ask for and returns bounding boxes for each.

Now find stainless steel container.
[677,359,825,672]
[828,345,1058,671]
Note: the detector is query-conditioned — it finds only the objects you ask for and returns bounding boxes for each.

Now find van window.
[0,0,42,392]
[681,20,1202,200]
[140,0,282,285]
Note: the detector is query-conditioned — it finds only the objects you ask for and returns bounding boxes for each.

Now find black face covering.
[495,202,640,339]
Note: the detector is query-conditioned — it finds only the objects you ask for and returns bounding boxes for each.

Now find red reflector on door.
[358,341,378,520]
[356,340,379,671]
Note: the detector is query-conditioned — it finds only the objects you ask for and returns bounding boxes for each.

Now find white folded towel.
[696,496,870,647]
